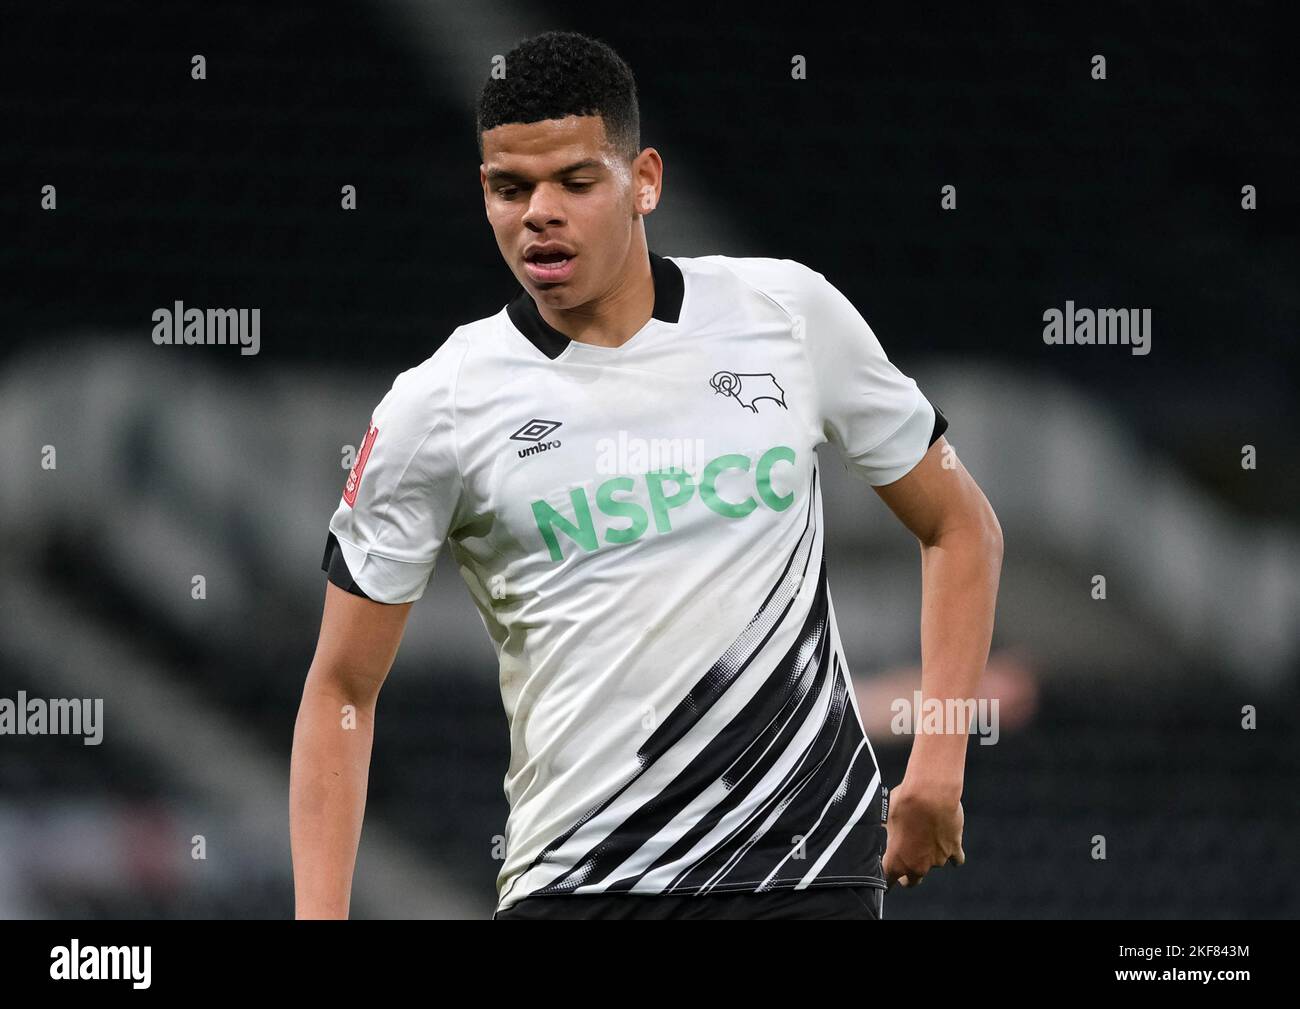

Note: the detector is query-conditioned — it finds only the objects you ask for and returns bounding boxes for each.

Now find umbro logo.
[710,370,788,413]
[511,418,562,458]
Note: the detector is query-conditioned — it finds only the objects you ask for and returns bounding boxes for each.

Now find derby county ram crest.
[709,370,788,413]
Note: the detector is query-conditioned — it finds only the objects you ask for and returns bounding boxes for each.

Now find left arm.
[872,434,1004,887]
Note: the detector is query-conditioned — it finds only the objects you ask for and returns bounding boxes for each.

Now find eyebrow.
[485,159,605,184]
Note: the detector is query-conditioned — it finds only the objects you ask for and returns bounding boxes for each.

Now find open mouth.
[523,248,577,282]
[527,251,571,265]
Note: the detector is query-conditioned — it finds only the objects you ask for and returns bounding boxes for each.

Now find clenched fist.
[882,780,965,888]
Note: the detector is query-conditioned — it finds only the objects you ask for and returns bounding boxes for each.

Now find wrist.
[903,735,967,800]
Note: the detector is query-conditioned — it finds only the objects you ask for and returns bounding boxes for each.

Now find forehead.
[481,114,615,168]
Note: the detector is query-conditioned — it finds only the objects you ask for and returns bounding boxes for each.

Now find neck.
[535,233,654,349]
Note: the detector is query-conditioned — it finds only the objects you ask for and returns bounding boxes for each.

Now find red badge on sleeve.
[343,420,379,507]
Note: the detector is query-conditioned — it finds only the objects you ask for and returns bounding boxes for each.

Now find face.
[480,115,661,311]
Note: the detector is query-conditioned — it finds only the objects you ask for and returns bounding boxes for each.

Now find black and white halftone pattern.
[507,460,886,902]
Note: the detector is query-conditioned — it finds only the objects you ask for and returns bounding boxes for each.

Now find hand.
[881,780,965,888]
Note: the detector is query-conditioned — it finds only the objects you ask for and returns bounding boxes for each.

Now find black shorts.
[494,885,884,920]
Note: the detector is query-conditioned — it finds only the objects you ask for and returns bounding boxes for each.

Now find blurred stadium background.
[0,2,1296,918]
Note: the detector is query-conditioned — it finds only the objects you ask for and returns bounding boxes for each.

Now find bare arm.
[290,581,413,918]
[871,435,1004,887]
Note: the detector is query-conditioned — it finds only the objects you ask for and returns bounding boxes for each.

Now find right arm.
[290,581,413,919]
[295,340,466,917]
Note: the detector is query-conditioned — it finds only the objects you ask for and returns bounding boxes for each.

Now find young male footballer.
[290,31,1003,920]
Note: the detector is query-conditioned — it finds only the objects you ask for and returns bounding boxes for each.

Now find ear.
[631,147,664,217]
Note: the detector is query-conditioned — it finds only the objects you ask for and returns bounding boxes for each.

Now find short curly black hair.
[476,31,640,162]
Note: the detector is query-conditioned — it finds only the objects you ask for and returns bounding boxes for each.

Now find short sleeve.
[790,262,947,485]
[322,335,467,604]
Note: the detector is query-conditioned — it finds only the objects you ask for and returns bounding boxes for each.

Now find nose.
[522,182,565,231]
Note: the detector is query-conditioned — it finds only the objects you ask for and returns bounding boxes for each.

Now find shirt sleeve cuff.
[846,394,942,486]
[320,530,434,604]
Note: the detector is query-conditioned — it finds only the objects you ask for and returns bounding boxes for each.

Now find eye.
[565,180,594,191]
[496,186,519,199]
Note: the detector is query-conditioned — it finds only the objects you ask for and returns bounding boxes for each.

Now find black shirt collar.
[506,251,684,360]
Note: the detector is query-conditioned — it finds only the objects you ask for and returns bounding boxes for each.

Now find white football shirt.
[323,252,947,913]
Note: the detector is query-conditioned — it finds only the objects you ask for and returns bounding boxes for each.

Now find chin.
[533,283,580,308]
